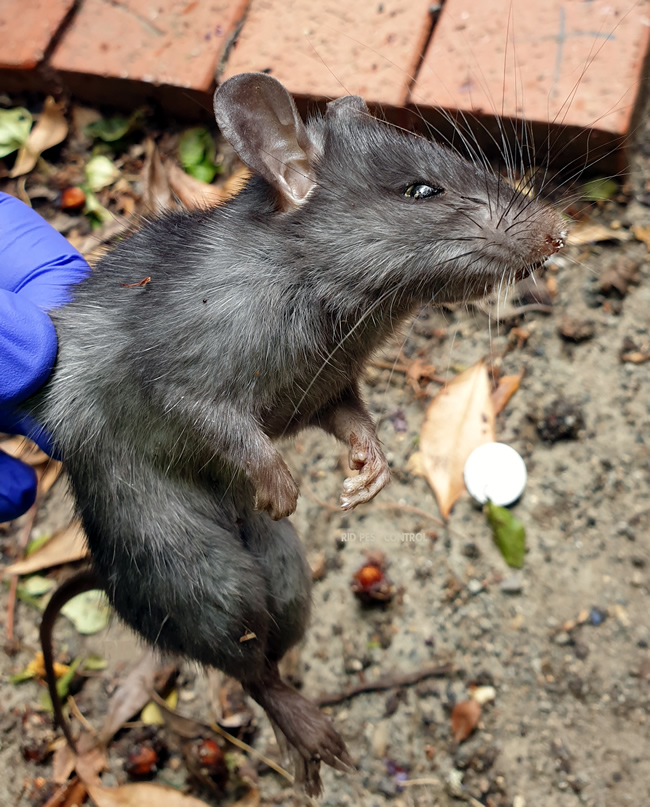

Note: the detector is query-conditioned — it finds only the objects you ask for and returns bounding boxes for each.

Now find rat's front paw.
[254,466,299,520]
[340,438,390,510]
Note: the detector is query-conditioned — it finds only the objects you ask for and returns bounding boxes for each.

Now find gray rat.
[29,73,565,794]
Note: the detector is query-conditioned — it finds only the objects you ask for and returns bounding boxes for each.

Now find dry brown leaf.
[98,650,164,744]
[419,360,495,519]
[4,520,88,575]
[53,731,107,785]
[142,138,173,215]
[167,161,224,209]
[10,97,68,178]
[451,699,481,743]
[41,776,87,807]
[36,459,63,495]
[87,783,211,807]
[150,689,213,739]
[0,435,49,465]
[491,371,524,415]
[566,223,631,246]
[633,225,650,250]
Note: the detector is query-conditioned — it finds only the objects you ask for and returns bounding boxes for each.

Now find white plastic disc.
[463,442,527,506]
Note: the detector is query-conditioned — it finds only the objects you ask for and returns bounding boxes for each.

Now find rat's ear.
[214,73,317,208]
[326,95,369,119]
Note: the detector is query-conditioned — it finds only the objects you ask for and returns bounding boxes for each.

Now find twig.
[68,696,96,735]
[369,359,447,385]
[6,500,38,642]
[315,663,456,707]
[210,722,295,785]
[299,479,451,531]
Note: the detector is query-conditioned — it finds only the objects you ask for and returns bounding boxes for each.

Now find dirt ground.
[1,89,650,807]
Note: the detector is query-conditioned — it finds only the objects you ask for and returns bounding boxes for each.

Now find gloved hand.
[0,192,89,521]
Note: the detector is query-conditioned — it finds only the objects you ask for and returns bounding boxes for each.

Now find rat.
[29,72,565,795]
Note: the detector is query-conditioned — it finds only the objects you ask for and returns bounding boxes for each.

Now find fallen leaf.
[150,690,213,740]
[0,107,32,158]
[86,110,143,143]
[178,126,220,183]
[633,225,650,250]
[41,776,87,807]
[142,138,174,214]
[98,650,172,744]
[491,371,524,415]
[581,177,618,202]
[451,699,481,743]
[167,160,223,209]
[53,730,108,785]
[420,360,495,519]
[486,501,526,568]
[141,689,178,726]
[18,575,55,597]
[85,155,119,192]
[36,459,63,495]
[0,436,49,465]
[10,650,68,684]
[87,783,211,807]
[566,223,631,246]
[5,521,88,574]
[60,590,111,634]
[4,521,89,574]
[10,97,68,178]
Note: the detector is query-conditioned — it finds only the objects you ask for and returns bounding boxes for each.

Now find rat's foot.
[340,436,391,510]
[247,670,352,796]
[252,462,299,520]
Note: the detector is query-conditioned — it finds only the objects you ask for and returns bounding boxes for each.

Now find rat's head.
[214,73,566,306]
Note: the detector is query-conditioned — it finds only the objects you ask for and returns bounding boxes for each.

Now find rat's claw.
[340,447,390,510]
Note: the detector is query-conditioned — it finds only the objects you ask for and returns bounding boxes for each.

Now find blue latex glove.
[0,192,89,520]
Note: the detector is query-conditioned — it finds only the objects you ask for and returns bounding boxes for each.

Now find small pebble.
[500,574,523,594]
[467,579,483,595]
[554,631,572,646]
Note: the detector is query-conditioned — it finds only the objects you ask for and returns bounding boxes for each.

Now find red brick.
[0,0,75,70]
[413,0,650,137]
[221,0,435,107]
[50,0,250,98]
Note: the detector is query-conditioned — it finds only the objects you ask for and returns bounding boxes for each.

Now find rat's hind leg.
[242,513,352,795]
[72,464,276,682]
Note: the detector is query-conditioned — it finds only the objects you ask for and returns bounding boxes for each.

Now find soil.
[1,86,650,807]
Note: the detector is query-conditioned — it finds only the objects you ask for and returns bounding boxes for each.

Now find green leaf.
[86,115,131,142]
[10,670,36,685]
[486,501,526,568]
[178,127,210,169]
[0,107,32,158]
[582,178,618,203]
[83,187,113,225]
[18,575,55,597]
[60,589,111,634]
[25,533,52,557]
[83,654,108,671]
[187,160,217,183]
[85,154,119,191]
[85,109,144,143]
[40,656,83,712]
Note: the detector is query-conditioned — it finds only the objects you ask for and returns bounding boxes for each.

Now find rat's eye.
[403,183,445,199]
